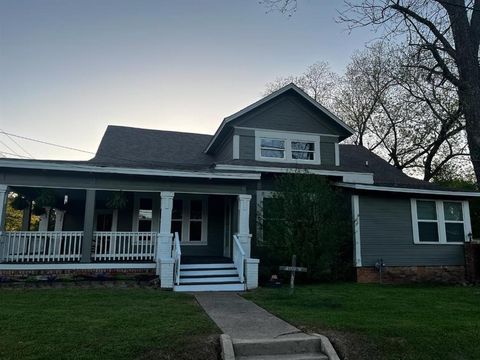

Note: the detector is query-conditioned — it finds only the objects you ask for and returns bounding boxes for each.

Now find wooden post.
[0,185,7,232]
[279,255,307,294]
[81,189,96,263]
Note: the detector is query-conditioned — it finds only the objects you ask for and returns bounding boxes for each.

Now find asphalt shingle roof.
[88,125,441,190]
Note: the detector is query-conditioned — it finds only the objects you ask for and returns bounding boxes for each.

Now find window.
[444,202,465,243]
[170,197,208,245]
[255,130,321,164]
[291,141,315,160]
[137,198,152,232]
[260,138,285,159]
[412,199,470,245]
[96,213,113,231]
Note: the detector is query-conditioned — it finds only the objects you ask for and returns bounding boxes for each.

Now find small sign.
[279,266,307,272]
[279,255,307,293]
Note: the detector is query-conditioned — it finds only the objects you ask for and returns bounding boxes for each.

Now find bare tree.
[264,61,339,108]
[263,42,471,180]
[334,42,394,147]
[262,0,480,182]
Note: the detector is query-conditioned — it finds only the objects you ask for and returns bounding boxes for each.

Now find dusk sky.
[0,0,376,160]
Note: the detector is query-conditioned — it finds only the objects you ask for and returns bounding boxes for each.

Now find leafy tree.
[5,194,23,231]
[258,173,353,282]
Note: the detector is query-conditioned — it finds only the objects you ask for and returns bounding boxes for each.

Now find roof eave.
[335,182,480,197]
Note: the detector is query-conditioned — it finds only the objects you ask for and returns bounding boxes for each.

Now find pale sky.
[0,0,375,160]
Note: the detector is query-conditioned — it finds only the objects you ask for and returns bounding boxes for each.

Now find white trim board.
[352,195,362,267]
[336,182,480,197]
[215,164,374,184]
[0,159,261,180]
[0,183,249,196]
[0,263,156,271]
[204,83,354,153]
[234,126,340,138]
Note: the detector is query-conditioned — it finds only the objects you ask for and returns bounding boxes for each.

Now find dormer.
[206,83,353,167]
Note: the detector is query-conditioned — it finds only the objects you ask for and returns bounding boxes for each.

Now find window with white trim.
[411,199,469,244]
[255,130,320,164]
[170,196,208,245]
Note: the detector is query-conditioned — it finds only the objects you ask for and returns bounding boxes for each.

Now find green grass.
[244,284,480,360]
[0,288,219,360]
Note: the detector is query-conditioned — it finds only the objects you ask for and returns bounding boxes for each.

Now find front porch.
[0,185,259,291]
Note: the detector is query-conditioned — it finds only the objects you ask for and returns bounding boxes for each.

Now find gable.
[234,91,343,136]
[205,84,353,154]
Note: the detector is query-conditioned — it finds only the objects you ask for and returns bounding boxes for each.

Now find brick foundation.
[0,268,155,282]
[356,265,465,284]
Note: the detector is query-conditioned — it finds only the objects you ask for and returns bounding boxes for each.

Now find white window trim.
[411,199,471,245]
[175,195,209,246]
[254,130,321,165]
[132,194,157,232]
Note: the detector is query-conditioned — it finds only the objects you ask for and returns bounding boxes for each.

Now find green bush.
[258,173,353,283]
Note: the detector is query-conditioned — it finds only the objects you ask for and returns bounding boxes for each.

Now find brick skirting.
[356,265,465,284]
[0,268,155,282]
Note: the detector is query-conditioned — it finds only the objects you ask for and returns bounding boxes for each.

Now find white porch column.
[237,194,252,258]
[0,185,8,232]
[157,191,175,285]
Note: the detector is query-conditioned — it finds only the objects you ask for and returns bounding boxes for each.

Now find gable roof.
[204,83,355,153]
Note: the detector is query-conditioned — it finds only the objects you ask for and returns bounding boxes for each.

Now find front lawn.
[244,284,480,360]
[0,288,219,360]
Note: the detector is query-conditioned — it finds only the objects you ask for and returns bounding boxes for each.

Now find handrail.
[173,232,181,285]
[233,234,245,283]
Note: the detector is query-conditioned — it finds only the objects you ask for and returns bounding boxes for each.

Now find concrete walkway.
[195,292,308,340]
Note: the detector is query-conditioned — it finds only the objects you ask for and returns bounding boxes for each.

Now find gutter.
[335,182,480,197]
[0,159,261,180]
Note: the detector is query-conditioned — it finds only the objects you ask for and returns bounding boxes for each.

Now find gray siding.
[359,195,464,266]
[215,135,233,162]
[238,134,255,160]
[235,92,340,135]
[320,136,336,166]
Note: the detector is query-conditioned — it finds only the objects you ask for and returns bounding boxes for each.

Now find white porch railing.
[173,232,181,285]
[93,232,157,261]
[233,234,245,283]
[0,231,83,263]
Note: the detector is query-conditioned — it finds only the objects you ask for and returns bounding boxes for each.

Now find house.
[0,83,479,290]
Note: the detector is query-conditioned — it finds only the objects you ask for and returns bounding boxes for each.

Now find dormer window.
[291,141,315,160]
[255,130,321,164]
[260,138,286,159]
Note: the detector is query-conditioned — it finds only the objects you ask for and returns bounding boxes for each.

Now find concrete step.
[180,269,238,277]
[237,353,328,360]
[233,337,323,357]
[180,263,235,270]
[179,276,241,284]
[173,283,245,292]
